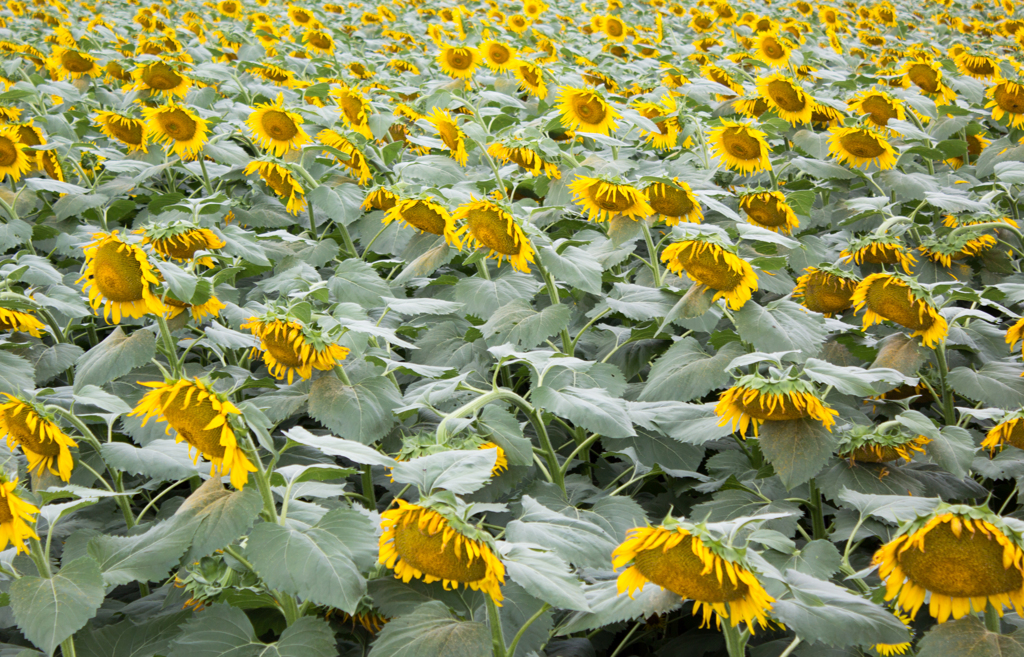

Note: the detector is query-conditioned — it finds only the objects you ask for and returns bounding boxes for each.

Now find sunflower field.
[7,0,1024,655]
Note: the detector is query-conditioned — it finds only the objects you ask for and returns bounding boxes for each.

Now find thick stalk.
[505,604,550,657]
[639,221,663,287]
[306,203,318,240]
[360,464,376,510]
[532,256,574,357]
[934,344,956,425]
[60,638,77,657]
[241,431,277,523]
[807,478,827,540]
[278,593,301,626]
[721,621,747,657]
[778,637,802,657]
[153,314,182,379]
[198,155,214,195]
[986,602,1002,633]
[485,596,508,657]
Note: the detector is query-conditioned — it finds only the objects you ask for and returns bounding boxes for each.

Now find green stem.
[778,637,802,657]
[198,154,214,195]
[561,433,601,477]
[28,538,51,577]
[532,256,574,357]
[505,603,549,657]
[306,202,318,240]
[362,223,389,259]
[223,544,256,572]
[721,621,747,657]
[485,596,508,657]
[278,593,301,626]
[60,637,77,657]
[808,478,826,540]
[947,221,1024,243]
[934,343,956,425]
[608,622,642,657]
[154,314,182,379]
[639,220,663,287]
[241,431,277,523]
[337,222,357,258]
[360,464,376,511]
[986,602,1002,633]
[476,260,492,280]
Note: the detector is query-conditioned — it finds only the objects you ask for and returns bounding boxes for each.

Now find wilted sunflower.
[739,190,798,233]
[847,89,906,132]
[852,273,948,348]
[332,86,373,140]
[424,108,468,167]
[555,86,619,136]
[383,198,460,245]
[303,29,335,55]
[77,231,167,322]
[247,95,310,157]
[93,111,147,152]
[479,39,516,72]
[982,412,1024,452]
[452,198,535,272]
[955,51,1000,80]
[45,46,99,80]
[828,126,897,170]
[437,44,479,80]
[646,179,703,225]
[143,103,209,160]
[986,79,1024,128]
[0,477,37,553]
[512,60,547,98]
[241,315,349,384]
[0,126,31,182]
[244,160,306,214]
[661,238,757,310]
[0,395,76,481]
[874,507,1024,623]
[792,266,859,316]
[139,221,225,267]
[0,307,45,337]
[569,177,653,222]
[918,233,997,268]
[841,235,917,273]
[130,378,257,490]
[379,500,505,602]
[754,32,792,67]
[836,424,930,463]
[708,120,772,174]
[613,521,774,632]
[487,139,560,178]
[633,95,680,150]
[717,372,838,437]
[128,61,191,99]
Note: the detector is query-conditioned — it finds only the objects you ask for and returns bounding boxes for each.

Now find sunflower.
[945,132,989,169]
[555,86,619,136]
[707,120,772,174]
[487,139,559,178]
[287,4,315,27]
[247,95,310,157]
[244,160,307,214]
[754,32,792,67]
[77,231,167,323]
[633,95,680,150]
[0,395,76,481]
[217,0,242,18]
[130,378,257,490]
[0,126,30,183]
[13,122,43,169]
[437,44,479,80]
[506,14,530,34]
[986,79,1024,129]
[851,273,949,349]
[613,522,774,632]
[128,61,191,99]
[304,29,335,55]
[140,222,225,267]
[424,108,468,167]
[646,179,703,225]
[241,316,349,384]
[480,40,516,72]
[383,198,460,245]
[93,111,147,152]
[251,64,298,88]
[792,266,858,316]
[0,477,38,553]
[661,238,757,310]
[874,508,1024,623]
[735,96,770,119]
[452,199,535,272]
[478,442,508,476]
[164,294,226,322]
[569,177,653,222]
[955,51,1000,80]
[828,126,898,170]
[0,307,45,337]
[841,235,917,274]
[983,412,1024,452]
[602,15,628,42]
[900,59,957,104]
[918,234,997,267]
[379,500,505,603]
[331,86,373,140]
[847,89,906,133]
[716,373,838,437]
[143,103,209,160]
[738,191,798,234]
[363,186,399,212]
[836,424,930,463]
[45,46,99,80]
[318,129,373,185]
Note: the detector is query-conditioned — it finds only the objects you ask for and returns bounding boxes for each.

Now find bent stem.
[506,603,550,657]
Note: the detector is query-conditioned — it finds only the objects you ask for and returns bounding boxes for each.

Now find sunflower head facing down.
[661,237,758,310]
[0,306,46,338]
[633,95,680,150]
[139,220,225,267]
[756,73,812,124]
[840,234,917,274]
[613,518,774,632]
[836,423,930,464]
[851,272,949,349]
[828,126,898,170]
[142,103,209,160]
[76,230,167,323]
[716,371,838,437]
[452,198,535,272]
[383,197,460,246]
[94,111,148,152]
[379,499,505,603]
[874,506,1024,623]
[645,178,703,225]
[792,265,859,316]
[244,160,306,215]
[982,412,1024,453]
[241,310,350,384]
[0,395,76,481]
[918,233,997,268]
[739,190,799,234]
[0,476,38,553]
[568,176,653,223]
[424,108,469,167]
[128,61,192,99]
[129,378,257,490]
[555,86,619,136]
[708,120,772,174]
[247,94,311,157]
[487,138,560,179]
[362,186,400,212]
[318,129,374,185]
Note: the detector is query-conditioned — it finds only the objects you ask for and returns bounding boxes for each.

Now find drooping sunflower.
[0,395,76,481]
[241,315,349,384]
[613,521,774,632]
[0,307,46,338]
[437,44,479,80]
[244,160,306,214]
[379,500,505,603]
[142,103,209,160]
[478,442,508,476]
[716,372,838,437]
[128,61,191,99]
[754,31,792,67]
[700,64,745,99]
[0,126,31,182]
[707,120,772,175]
[569,177,653,222]
[383,198,460,246]
[77,231,167,323]
[828,126,898,170]
[735,96,770,119]
[45,46,99,80]
[847,89,907,133]
[39,149,63,182]
[424,108,468,167]
[512,60,547,98]
[661,238,757,310]
[646,178,703,225]
[452,198,535,272]
[841,235,917,274]
[0,477,38,553]
[93,111,147,152]
[986,79,1024,129]
[851,272,949,349]
[363,186,399,212]
[479,39,516,72]
[874,507,1024,623]
[739,190,799,233]
[555,86,619,136]
[164,293,226,322]
[955,51,1000,80]
[331,86,374,140]
[836,424,930,463]
[139,221,225,267]
[792,266,859,316]
[900,59,957,104]
[251,64,298,88]
[247,95,311,157]
[318,129,374,185]
[982,412,1024,452]
[303,29,335,55]
[487,138,559,178]
[130,378,257,490]
[633,95,680,150]
[918,233,997,268]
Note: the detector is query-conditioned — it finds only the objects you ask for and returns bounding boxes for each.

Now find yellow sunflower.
[0,307,46,337]
[792,266,858,316]
[143,103,209,160]
[0,477,38,553]
[707,120,772,174]
[828,126,897,170]
[918,234,997,268]
[900,59,957,104]
[847,89,906,133]
[739,190,799,234]
[509,59,546,98]
[946,132,989,169]
[633,95,680,150]
[384,198,460,246]
[130,378,257,490]
[700,64,745,99]
[837,425,930,463]
[487,140,560,178]
[479,39,516,72]
[478,442,508,476]
[841,235,917,274]
[244,160,306,214]
[217,0,243,18]
[613,524,774,632]
[247,95,311,157]
[304,29,335,55]
[661,239,757,310]
[986,79,1024,129]
[94,111,147,152]
[716,375,838,437]
[646,179,703,225]
[452,199,535,272]
[251,64,298,88]
[45,46,99,80]
[437,44,479,80]
[241,317,349,384]
[756,73,812,124]
[140,223,225,268]
[851,272,949,348]
[127,61,191,99]
[555,86,619,136]
[424,108,468,167]
[331,86,373,140]
[379,500,505,603]
[602,14,628,42]
[164,294,226,322]
[983,413,1024,452]
[318,129,373,185]
[0,395,76,481]
[955,51,1000,80]
[76,231,167,323]
[363,186,399,212]
[754,31,792,67]
[568,177,653,222]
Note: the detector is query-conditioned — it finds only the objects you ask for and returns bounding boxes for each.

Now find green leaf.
[214,225,271,266]
[803,359,910,396]
[0,351,35,396]
[917,615,1024,657]
[330,259,392,307]
[558,579,682,635]
[481,299,571,349]
[948,360,1024,409]
[0,218,32,250]
[533,386,635,438]
[32,343,83,385]
[76,611,191,657]
[596,283,675,321]
[166,604,258,657]
[87,512,197,586]
[73,327,157,392]
[10,557,105,656]
[734,300,827,356]
[756,417,836,489]
[837,488,942,523]
[307,374,400,444]
[539,244,603,295]
[500,543,590,612]
[284,426,397,467]
[785,540,841,579]
[637,338,745,402]
[367,601,491,657]
[153,260,198,304]
[475,406,533,467]
[452,271,543,317]
[925,425,977,478]
[176,477,264,560]
[100,441,198,481]
[309,185,356,225]
[391,449,498,494]
[505,497,619,569]
[871,333,929,376]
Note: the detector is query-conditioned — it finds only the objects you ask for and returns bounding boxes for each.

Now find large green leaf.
[499,543,590,612]
[540,244,603,295]
[505,497,619,569]
[756,417,836,488]
[176,477,264,560]
[73,327,156,392]
[0,351,35,396]
[390,449,498,494]
[167,605,337,657]
[100,440,199,481]
[10,557,105,656]
[76,611,191,657]
[481,299,571,349]
[307,373,401,444]
[533,385,635,438]
[87,511,197,586]
[917,615,1024,657]
[637,338,744,402]
[367,601,491,657]
[948,360,1024,409]
[734,300,828,356]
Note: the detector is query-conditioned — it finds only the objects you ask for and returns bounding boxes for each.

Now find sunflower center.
[399,202,447,235]
[16,126,40,147]
[766,81,805,112]
[260,110,299,141]
[742,195,787,227]
[995,85,1024,114]
[572,95,608,126]
[908,64,940,93]
[161,394,227,459]
[4,410,61,458]
[435,122,461,152]
[899,522,1024,597]
[393,515,488,583]
[649,184,694,216]
[488,44,511,64]
[262,166,296,198]
[737,391,810,421]
[446,50,472,71]
[91,241,146,303]
[839,131,886,158]
[61,50,93,73]
[802,273,854,314]
[850,445,902,463]
[466,208,520,255]
[606,19,624,37]
[967,134,985,157]
[0,137,18,168]
[141,63,183,90]
[262,330,306,368]
[155,232,204,259]
[0,496,12,524]
[339,96,365,125]
[106,61,132,81]
[156,109,198,142]
[676,243,743,292]
[310,33,331,49]
[966,58,995,76]
[865,279,934,331]
[860,95,898,126]
[587,183,638,212]
[633,535,750,602]
[762,37,784,59]
[105,118,144,146]
[223,0,237,11]
[721,127,761,161]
